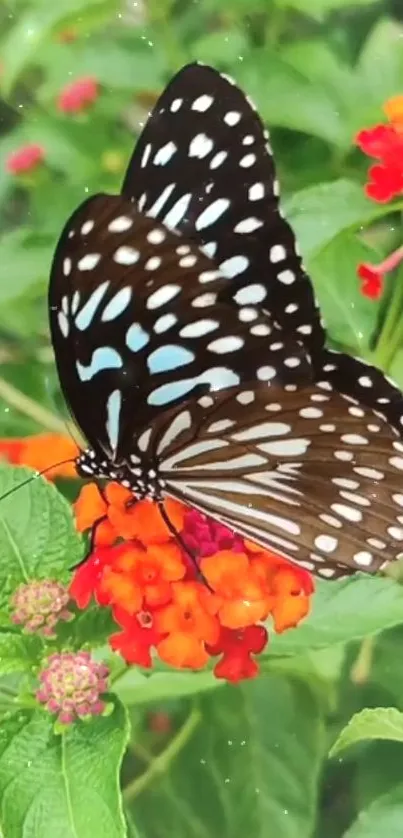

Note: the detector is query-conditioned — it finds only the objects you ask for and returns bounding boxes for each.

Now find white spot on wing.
[106,389,121,455]
[78,253,100,271]
[196,199,230,231]
[108,216,133,233]
[219,255,249,277]
[154,141,177,166]
[189,133,214,159]
[147,285,181,309]
[114,246,140,266]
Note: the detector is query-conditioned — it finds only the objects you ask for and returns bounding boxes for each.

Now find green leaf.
[275,0,378,22]
[0,632,42,675]
[37,38,167,97]
[330,708,403,758]
[269,575,403,656]
[132,675,325,838]
[310,232,381,352]
[345,783,403,838]
[72,606,117,649]
[114,667,220,706]
[356,20,403,113]
[284,179,386,259]
[0,0,120,94]
[367,625,403,707]
[0,465,83,610]
[389,348,403,390]
[0,230,51,304]
[0,701,129,838]
[189,30,249,66]
[238,53,347,146]
[355,740,403,812]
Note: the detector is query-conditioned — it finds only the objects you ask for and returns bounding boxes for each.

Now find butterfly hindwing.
[122,62,325,357]
[317,348,403,436]
[149,383,403,578]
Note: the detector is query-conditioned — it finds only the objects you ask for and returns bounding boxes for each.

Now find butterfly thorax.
[76,448,165,500]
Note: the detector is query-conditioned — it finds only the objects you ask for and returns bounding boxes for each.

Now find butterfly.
[49,62,403,580]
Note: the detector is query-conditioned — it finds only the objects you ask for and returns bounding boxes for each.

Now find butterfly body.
[50,62,403,580]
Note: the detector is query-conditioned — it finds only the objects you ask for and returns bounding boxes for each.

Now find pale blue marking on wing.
[147,344,195,374]
[126,323,150,352]
[148,366,240,405]
[75,281,110,331]
[106,388,122,454]
[102,287,132,322]
[148,378,197,406]
[76,347,123,381]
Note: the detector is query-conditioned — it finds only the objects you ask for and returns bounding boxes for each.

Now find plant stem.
[0,376,76,436]
[123,706,201,801]
[147,0,186,73]
[373,266,403,371]
[350,636,375,685]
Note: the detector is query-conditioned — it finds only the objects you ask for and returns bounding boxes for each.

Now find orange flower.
[0,433,78,479]
[71,482,314,681]
[101,542,186,612]
[75,481,186,547]
[155,582,220,669]
[75,483,107,531]
[384,95,403,131]
[0,439,24,462]
[108,495,185,544]
[270,567,313,633]
[201,551,272,629]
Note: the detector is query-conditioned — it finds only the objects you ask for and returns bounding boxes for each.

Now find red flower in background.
[57,77,99,114]
[0,433,78,479]
[55,28,77,44]
[357,264,384,300]
[356,95,403,299]
[70,482,314,683]
[356,96,403,203]
[6,143,44,175]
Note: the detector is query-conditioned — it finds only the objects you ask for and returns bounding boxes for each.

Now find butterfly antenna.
[44,373,84,450]
[0,458,77,503]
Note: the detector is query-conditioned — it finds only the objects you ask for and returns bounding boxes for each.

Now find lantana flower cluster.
[71,483,314,683]
[36,651,109,725]
[356,94,403,299]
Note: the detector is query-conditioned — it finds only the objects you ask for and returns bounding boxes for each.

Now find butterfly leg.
[70,514,108,570]
[157,500,212,590]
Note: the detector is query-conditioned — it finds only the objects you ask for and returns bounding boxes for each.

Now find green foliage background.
[1,0,403,836]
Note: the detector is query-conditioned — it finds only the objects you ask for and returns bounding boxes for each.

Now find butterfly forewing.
[146,383,403,578]
[49,192,313,460]
[122,62,325,357]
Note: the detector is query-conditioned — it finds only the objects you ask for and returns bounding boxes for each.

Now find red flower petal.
[57,77,99,113]
[6,144,45,174]
[213,652,259,683]
[357,263,384,300]
[366,163,403,203]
